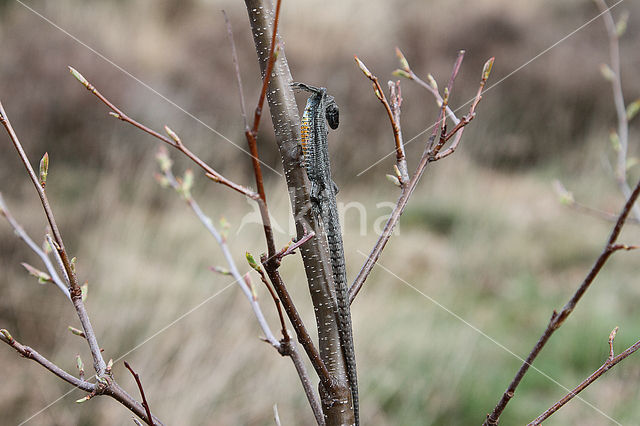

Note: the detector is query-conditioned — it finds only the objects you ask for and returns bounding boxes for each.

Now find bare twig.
[528,328,640,425]
[262,254,337,396]
[553,180,640,225]
[0,329,95,392]
[484,176,640,425]
[124,361,154,426]
[594,0,640,221]
[349,54,492,304]
[394,47,461,125]
[0,194,70,298]
[67,67,258,201]
[155,149,280,348]
[0,101,106,376]
[0,330,164,425]
[355,56,409,184]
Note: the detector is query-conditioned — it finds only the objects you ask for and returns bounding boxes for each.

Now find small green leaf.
[626,99,640,121]
[81,281,88,302]
[391,69,411,79]
[76,354,85,375]
[386,174,401,187]
[0,329,13,342]
[21,262,51,284]
[482,57,495,81]
[153,173,170,188]
[210,266,231,275]
[164,125,182,145]
[395,47,410,70]
[68,66,89,88]
[75,396,90,403]
[39,152,49,188]
[68,326,85,337]
[246,252,262,272]
[180,170,194,199]
[616,11,629,37]
[70,257,77,274]
[354,56,372,78]
[600,63,615,81]
[626,157,638,171]
[106,358,113,372]
[610,131,621,152]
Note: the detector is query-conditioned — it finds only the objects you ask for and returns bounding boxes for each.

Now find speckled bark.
[243,1,354,425]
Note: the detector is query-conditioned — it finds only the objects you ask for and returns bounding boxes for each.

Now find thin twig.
[0,194,70,298]
[262,254,338,396]
[355,56,409,184]
[156,150,280,348]
[0,101,107,376]
[528,328,640,425]
[0,329,95,392]
[484,176,640,425]
[67,67,258,201]
[223,10,248,128]
[349,55,492,304]
[394,47,461,125]
[124,361,154,426]
[594,0,640,221]
[240,0,283,258]
[553,180,640,225]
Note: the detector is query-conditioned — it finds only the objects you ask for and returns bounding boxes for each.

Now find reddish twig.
[355,56,409,184]
[349,55,492,304]
[227,4,326,423]
[67,67,258,201]
[484,176,640,425]
[528,328,640,425]
[261,253,337,397]
[276,226,315,259]
[124,361,154,426]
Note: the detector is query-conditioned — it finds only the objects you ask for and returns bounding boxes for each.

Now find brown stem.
[280,339,326,426]
[0,102,106,376]
[483,176,640,425]
[0,330,164,425]
[355,56,409,184]
[68,69,258,201]
[528,330,640,425]
[349,55,489,304]
[0,329,95,392]
[262,256,337,396]
[124,361,154,426]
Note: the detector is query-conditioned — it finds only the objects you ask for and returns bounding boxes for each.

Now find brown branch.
[0,329,95,392]
[124,361,154,426]
[67,67,258,201]
[244,1,350,422]
[0,330,164,425]
[239,0,283,258]
[355,56,409,184]
[229,4,330,422]
[279,339,326,426]
[528,328,640,425]
[484,176,640,425]
[0,101,107,376]
[262,254,337,396]
[349,55,492,304]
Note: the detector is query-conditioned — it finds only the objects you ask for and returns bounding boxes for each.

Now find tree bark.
[243,1,354,424]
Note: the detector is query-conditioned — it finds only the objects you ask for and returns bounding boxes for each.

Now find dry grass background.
[1,0,640,425]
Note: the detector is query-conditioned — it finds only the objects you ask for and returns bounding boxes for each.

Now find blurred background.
[1,0,640,424]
